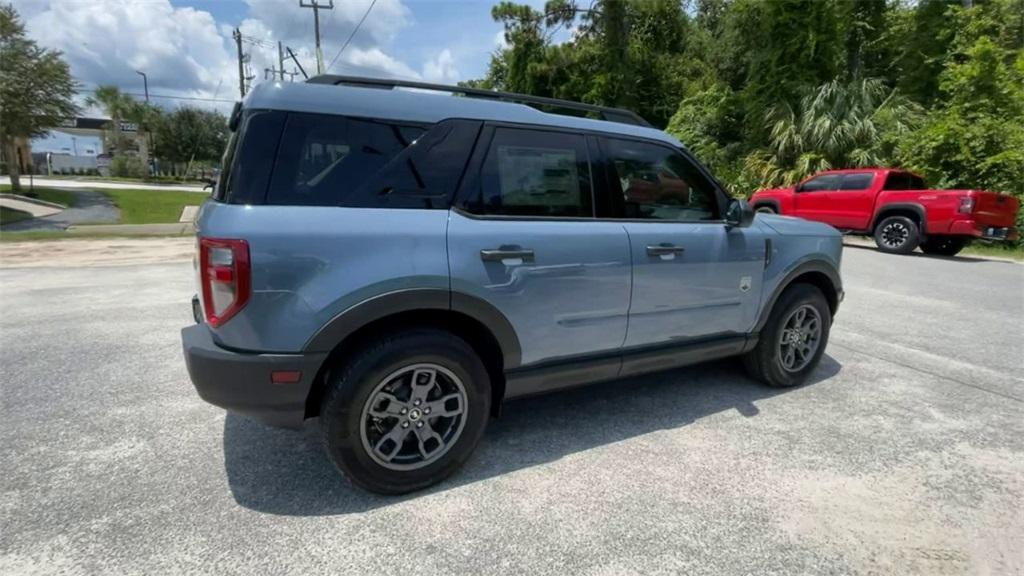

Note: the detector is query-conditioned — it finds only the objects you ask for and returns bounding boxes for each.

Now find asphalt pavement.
[1,244,1022,575]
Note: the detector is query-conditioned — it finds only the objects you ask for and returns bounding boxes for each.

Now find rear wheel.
[743,283,831,388]
[873,215,920,254]
[920,236,968,256]
[755,205,777,214]
[319,329,491,494]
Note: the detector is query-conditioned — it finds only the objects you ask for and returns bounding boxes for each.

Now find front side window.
[604,138,718,221]
[470,127,593,217]
[839,172,874,190]
[799,174,841,192]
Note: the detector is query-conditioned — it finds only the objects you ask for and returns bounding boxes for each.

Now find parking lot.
[1,241,1022,575]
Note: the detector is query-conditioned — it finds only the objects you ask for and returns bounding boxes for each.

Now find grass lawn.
[0,185,78,207]
[99,189,207,224]
[0,206,34,225]
[962,241,1024,261]
[0,231,192,242]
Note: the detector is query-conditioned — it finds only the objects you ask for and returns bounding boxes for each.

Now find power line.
[327,0,377,73]
[79,87,235,104]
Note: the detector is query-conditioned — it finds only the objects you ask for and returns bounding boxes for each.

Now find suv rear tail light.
[959,196,975,214]
[199,238,251,327]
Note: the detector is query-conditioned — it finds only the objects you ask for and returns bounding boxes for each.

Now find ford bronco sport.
[182,76,844,494]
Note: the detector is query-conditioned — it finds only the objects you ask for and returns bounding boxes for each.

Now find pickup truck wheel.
[920,236,968,256]
[319,329,490,495]
[755,205,776,214]
[743,283,831,388]
[873,215,920,254]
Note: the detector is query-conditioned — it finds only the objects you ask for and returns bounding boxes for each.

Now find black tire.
[873,215,920,254]
[319,328,491,495]
[920,236,968,257]
[743,283,832,388]
[755,205,777,214]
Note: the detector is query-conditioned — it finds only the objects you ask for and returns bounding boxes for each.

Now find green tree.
[153,107,228,173]
[899,38,1024,201]
[0,4,77,192]
[742,78,921,190]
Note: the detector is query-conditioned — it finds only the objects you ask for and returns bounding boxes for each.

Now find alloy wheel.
[359,363,468,471]
[881,222,910,248]
[777,304,822,373]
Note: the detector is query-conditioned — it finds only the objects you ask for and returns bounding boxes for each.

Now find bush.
[109,155,147,178]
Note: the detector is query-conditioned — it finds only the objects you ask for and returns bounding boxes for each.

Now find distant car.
[182,75,844,494]
[750,168,1019,256]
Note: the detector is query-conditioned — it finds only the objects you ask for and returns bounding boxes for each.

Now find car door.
[792,173,841,223]
[828,172,876,230]
[447,125,632,368]
[597,136,765,349]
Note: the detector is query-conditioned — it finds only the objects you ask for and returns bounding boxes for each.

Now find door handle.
[480,247,535,263]
[646,243,685,256]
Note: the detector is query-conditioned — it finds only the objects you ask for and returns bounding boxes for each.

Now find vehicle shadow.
[842,241,1007,264]
[223,355,842,516]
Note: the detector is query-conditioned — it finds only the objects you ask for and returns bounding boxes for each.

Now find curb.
[0,193,67,210]
[842,238,1021,264]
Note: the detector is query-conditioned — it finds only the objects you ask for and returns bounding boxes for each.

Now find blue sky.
[17,0,537,153]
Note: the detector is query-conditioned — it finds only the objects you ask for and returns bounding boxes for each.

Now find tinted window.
[348,119,481,209]
[883,172,927,190]
[839,173,874,190]
[220,110,286,204]
[799,174,841,192]
[605,138,719,221]
[267,113,425,206]
[471,127,593,217]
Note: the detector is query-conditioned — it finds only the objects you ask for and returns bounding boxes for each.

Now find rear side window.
[839,173,874,190]
[267,113,425,206]
[799,174,841,192]
[469,127,593,217]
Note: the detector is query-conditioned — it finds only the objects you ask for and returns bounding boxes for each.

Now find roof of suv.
[244,80,683,148]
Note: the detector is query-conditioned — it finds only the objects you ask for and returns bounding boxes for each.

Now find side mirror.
[725,198,755,229]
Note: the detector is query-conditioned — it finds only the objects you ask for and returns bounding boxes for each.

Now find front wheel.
[743,283,832,388]
[873,215,920,254]
[319,329,491,494]
[920,236,968,256]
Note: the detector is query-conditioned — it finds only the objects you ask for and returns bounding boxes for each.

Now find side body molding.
[303,288,522,370]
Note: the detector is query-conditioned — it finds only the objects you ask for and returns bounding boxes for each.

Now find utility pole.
[286,46,309,79]
[233,28,246,97]
[278,41,286,81]
[135,70,149,102]
[299,0,334,75]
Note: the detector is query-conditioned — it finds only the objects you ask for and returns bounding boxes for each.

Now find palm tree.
[744,78,922,188]
[85,85,156,166]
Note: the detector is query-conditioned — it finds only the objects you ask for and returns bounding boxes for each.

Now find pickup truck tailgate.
[972,192,1019,227]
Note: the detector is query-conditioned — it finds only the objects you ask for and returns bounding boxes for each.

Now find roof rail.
[307,75,652,128]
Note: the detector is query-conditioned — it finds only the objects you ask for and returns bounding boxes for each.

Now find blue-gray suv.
[182,76,844,494]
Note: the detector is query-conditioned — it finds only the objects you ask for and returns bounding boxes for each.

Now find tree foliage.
[0,3,77,191]
[152,107,228,165]
[467,0,1024,221]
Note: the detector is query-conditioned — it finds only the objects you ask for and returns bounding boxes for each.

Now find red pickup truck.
[750,168,1019,256]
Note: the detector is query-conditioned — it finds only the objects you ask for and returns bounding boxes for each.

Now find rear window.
[216,110,286,204]
[839,173,874,190]
[884,172,926,190]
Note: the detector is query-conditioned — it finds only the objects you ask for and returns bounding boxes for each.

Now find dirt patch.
[0,237,194,268]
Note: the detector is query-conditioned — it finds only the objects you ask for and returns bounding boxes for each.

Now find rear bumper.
[181,324,326,429]
[947,220,1019,241]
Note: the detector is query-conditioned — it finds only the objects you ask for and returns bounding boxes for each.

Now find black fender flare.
[752,199,781,213]
[754,260,843,332]
[871,203,927,235]
[303,288,522,369]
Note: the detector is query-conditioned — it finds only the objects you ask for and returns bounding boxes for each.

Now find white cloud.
[423,49,459,83]
[11,0,464,113]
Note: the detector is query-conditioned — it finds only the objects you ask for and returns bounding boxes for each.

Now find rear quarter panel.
[197,202,450,352]
[875,190,966,234]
